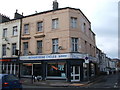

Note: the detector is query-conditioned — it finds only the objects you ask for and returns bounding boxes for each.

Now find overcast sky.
[0,0,118,58]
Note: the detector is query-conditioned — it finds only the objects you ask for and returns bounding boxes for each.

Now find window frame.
[12,43,16,55]
[3,28,7,38]
[24,24,29,34]
[52,38,59,53]
[37,40,42,54]
[13,26,18,36]
[2,44,6,56]
[37,21,43,32]
[71,38,79,52]
[83,23,86,32]
[52,18,59,29]
[23,42,28,55]
[71,17,77,28]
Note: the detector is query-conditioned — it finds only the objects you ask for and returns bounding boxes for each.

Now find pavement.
[20,75,106,87]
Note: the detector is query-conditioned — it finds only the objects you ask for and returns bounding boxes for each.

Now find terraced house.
[19,1,97,82]
[0,12,23,76]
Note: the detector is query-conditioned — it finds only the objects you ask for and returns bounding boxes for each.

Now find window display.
[21,63,32,75]
[47,62,66,77]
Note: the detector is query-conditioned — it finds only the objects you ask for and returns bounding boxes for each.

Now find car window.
[0,75,2,79]
[4,75,19,81]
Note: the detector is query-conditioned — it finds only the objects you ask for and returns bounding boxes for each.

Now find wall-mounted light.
[29,51,32,55]
[58,46,63,50]
[6,47,10,50]
[7,42,10,44]
[4,37,8,41]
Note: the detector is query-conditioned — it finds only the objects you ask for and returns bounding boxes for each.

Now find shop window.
[91,63,95,76]
[2,64,6,73]
[21,63,32,75]
[8,64,10,74]
[47,63,66,77]
[83,63,87,78]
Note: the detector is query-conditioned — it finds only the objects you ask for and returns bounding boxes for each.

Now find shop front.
[0,57,19,76]
[20,53,86,82]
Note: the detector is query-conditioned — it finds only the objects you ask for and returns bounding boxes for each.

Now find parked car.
[0,74,22,90]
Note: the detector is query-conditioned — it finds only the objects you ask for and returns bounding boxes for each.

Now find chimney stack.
[14,9,24,19]
[53,0,59,10]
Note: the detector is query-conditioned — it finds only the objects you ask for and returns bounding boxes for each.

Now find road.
[85,72,120,88]
[22,85,52,88]
[22,72,120,89]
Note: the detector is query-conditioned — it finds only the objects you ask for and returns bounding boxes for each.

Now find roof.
[23,7,91,24]
[1,7,91,24]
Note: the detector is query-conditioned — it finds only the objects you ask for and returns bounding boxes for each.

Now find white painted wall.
[0,19,21,58]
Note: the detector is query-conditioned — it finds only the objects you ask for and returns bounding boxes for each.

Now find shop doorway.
[71,66,80,82]
[33,64,42,77]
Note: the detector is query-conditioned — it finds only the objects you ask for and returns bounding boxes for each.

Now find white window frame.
[24,24,29,34]
[13,26,18,36]
[12,43,16,55]
[71,17,77,28]
[52,39,59,53]
[23,42,28,55]
[3,28,7,37]
[37,41,42,54]
[37,22,43,32]
[2,44,6,56]
[71,38,78,52]
[52,18,59,29]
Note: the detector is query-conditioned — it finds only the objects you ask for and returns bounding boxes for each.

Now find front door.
[71,66,80,82]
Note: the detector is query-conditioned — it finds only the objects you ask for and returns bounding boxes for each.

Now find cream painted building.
[20,5,97,82]
[0,17,21,75]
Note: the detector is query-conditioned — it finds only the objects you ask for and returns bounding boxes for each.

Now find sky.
[0,0,118,59]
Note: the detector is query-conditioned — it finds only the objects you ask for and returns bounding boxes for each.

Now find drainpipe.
[18,18,22,78]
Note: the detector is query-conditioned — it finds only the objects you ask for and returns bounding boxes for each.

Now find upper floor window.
[3,28,7,37]
[13,26,18,36]
[83,23,86,32]
[52,39,58,53]
[71,38,78,52]
[12,43,16,55]
[2,44,6,56]
[91,32,93,40]
[85,41,87,52]
[24,24,29,34]
[37,22,43,32]
[37,41,42,54]
[71,17,77,28]
[23,42,28,55]
[52,18,58,29]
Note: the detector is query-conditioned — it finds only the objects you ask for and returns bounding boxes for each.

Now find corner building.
[20,7,96,82]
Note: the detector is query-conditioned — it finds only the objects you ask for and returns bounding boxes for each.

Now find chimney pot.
[53,0,59,10]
